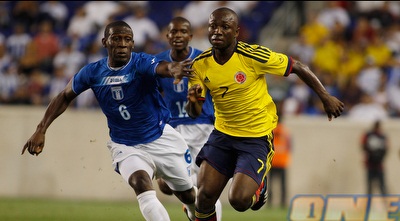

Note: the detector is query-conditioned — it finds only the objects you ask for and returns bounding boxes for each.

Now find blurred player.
[155,16,222,221]
[21,20,197,221]
[184,7,344,220]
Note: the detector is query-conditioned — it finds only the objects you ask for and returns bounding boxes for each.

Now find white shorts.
[175,124,214,182]
[107,124,193,192]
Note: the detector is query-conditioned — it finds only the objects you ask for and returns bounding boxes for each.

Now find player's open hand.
[168,58,194,84]
[322,95,345,121]
[22,132,45,156]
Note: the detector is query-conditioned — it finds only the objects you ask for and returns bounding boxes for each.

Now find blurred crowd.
[0,1,399,121]
[273,1,400,122]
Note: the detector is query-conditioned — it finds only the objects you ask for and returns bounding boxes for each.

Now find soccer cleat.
[251,176,268,210]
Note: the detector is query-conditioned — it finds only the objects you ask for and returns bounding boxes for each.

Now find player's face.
[208,11,239,50]
[167,21,192,51]
[104,26,134,67]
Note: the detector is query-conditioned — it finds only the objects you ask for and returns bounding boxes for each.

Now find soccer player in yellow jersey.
[183,7,345,221]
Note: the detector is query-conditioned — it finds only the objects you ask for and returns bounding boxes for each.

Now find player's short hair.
[169,16,192,32]
[104,21,132,38]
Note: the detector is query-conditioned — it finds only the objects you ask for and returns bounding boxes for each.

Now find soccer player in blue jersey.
[184,8,345,220]
[155,17,222,220]
[21,20,197,221]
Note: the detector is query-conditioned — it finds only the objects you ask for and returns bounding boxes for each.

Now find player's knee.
[157,179,173,195]
[228,194,249,212]
[175,187,196,204]
[128,171,153,194]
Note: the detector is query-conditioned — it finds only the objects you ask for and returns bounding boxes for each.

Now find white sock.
[137,190,170,221]
[215,199,222,221]
[183,186,197,221]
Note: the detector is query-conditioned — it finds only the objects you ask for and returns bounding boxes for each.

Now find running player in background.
[155,16,222,221]
[184,7,344,220]
[21,20,197,221]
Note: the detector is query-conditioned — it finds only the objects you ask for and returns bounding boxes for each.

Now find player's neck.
[171,47,190,62]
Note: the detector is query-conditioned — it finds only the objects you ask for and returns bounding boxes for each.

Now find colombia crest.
[234,71,246,84]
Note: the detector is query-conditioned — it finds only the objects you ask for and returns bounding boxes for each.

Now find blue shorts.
[196,129,275,185]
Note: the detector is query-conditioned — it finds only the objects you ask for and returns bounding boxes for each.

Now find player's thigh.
[147,124,193,191]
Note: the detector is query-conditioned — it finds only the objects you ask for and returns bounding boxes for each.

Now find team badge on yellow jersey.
[234,71,246,84]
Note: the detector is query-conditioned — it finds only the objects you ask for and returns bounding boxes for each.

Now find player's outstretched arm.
[291,59,344,121]
[156,58,193,84]
[22,80,77,156]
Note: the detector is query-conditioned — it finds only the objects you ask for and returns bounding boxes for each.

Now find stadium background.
[2,106,400,205]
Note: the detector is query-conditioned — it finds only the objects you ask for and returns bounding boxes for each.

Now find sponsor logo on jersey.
[102,75,129,85]
[288,194,400,221]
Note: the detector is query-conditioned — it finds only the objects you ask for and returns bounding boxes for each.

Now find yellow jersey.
[189,41,292,137]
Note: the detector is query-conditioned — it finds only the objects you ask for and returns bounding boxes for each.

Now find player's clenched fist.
[187,84,203,102]
[22,132,45,156]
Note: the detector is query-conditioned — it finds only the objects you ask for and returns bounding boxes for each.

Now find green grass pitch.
[0,197,288,221]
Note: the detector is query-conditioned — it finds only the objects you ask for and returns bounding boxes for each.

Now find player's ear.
[235,26,240,38]
[101,38,106,47]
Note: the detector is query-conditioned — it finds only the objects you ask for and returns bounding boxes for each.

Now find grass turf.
[0,197,288,221]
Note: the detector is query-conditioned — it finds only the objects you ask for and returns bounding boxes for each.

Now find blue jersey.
[156,47,214,128]
[72,52,171,146]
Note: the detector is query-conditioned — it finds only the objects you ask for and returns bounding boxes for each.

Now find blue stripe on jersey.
[156,47,215,128]
[72,52,171,146]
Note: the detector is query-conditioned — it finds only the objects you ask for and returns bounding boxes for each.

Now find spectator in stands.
[340,75,363,114]
[5,22,32,63]
[287,31,315,66]
[365,33,393,69]
[82,1,125,30]
[31,20,60,73]
[11,1,41,33]
[66,5,97,51]
[180,1,218,30]
[0,63,19,104]
[0,33,4,45]
[17,41,40,76]
[24,68,49,105]
[0,42,12,74]
[53,39,86,79]
[387,67,400,117]
[123,3,161,52]
[356,56,384,96]
[336,41,366,90]
[347,92,389,122]
[299,12,330,47]
[0,2,11,32]
[311,32,344,77]
[44,65,69,103]
[317,1,351,32]
[38,1,69,33]
[189,24,210,51]
[350,16,376,47]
